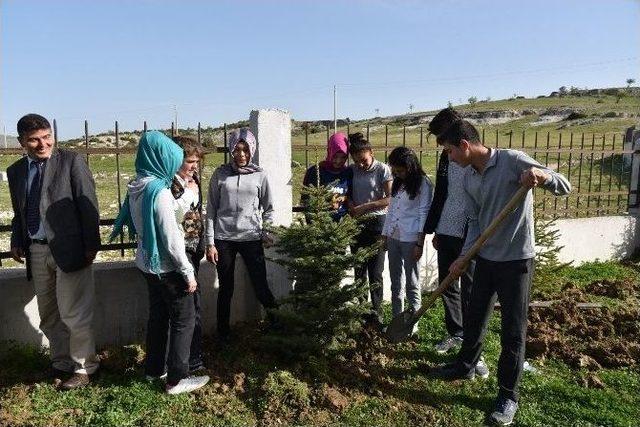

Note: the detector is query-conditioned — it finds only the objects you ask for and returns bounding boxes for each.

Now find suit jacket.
[7,148,101,279]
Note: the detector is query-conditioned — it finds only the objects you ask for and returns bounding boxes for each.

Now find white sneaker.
[474,357,490,379]
[165,375,210,395]
[145,372,167,382]
[435,336,463,354]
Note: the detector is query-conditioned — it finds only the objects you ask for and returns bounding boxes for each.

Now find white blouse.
[382,177,433,242]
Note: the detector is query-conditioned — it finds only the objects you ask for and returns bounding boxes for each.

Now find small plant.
[533,213,573,295]
[265,184,377,359]
[468,96,478,105]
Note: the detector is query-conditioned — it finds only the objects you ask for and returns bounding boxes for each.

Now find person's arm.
[459,181,480,258]
[413,178,433,260]
[155,189,195,284]
[415,178,433,247]
[204,170,220,263]
[381,196,394,237]
[515,151,572,195]
[260,173,275,227]
[70,153,101,262]
[424,151,449,234]
[7,166,25,263]
[204,170,219,247]
[449,183,479,277]
[355,179,392,215]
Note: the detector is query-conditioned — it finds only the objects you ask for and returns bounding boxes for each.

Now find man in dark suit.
[8,113,101,390]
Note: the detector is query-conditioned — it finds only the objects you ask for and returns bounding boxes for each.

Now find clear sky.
[1,0,638,139]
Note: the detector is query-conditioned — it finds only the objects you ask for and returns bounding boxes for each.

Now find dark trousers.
[142,270,195,385]
[456,257,534,402]
[351,215,386,322]
[214,239,277,335]
[187,250,204,371]
[437,234,475,338]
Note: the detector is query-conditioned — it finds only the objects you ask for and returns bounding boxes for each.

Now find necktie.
[26,160,45,236]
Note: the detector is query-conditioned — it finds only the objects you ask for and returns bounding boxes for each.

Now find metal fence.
[0,119,634,265]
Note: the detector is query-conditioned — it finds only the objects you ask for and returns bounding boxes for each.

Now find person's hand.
[520,167,549,189]
[85,250,97,264]
[413,244,423,261]
[186,278,198,293]
[10,247,24,264]
[262,232,275,248]
[449,256,467,278]
[206,245,218,264]
[350,204,366,217]
[186,178,198,192]
[432,234,439,250]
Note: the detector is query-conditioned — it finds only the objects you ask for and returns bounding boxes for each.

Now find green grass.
[532,260,639,301]
[1,271,638,426]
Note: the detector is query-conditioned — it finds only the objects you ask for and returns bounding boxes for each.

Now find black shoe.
[428,363,475,381]
[60,373,90,390]
[47,367,72,386]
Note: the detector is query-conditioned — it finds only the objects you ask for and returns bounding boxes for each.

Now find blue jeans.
[387,237,421,317]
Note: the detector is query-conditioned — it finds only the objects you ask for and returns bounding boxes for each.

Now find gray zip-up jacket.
[205,164,274,244]
[461,148,572,262]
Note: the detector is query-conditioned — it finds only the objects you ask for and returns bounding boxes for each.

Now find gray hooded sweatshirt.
[205,163,274,244]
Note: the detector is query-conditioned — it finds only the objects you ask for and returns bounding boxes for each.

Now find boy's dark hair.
[388,146,427,200]
[428,107,462,136]
[17,114,51,138]
[436,119,481,147]
[348,132,372,154]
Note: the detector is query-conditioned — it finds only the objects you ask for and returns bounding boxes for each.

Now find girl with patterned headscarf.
[204,128,278,342]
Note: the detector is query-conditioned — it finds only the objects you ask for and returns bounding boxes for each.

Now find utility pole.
[174,104,178,135]
[333,85,337,134]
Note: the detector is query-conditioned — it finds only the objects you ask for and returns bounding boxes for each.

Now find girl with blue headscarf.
[111,131,209,395]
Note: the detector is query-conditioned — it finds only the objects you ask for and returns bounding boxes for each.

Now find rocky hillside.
[46,86,640,147]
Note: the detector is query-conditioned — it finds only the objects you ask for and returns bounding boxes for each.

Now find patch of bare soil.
[585,278,636,300]
[527,283,640,369]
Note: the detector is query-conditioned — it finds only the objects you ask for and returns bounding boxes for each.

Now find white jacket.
[382,177,433,242]
[128,176,195,282]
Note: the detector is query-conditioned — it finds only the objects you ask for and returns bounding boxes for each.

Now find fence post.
[627,130,640,213]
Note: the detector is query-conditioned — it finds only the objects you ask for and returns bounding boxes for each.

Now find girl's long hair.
[388,147,428,200]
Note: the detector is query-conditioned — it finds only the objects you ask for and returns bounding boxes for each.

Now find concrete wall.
[3,214,636,348]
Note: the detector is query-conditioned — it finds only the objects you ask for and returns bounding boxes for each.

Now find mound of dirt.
[527,288,640,369]
[585,279,637,300]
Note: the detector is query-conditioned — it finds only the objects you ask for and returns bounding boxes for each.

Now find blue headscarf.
[110,131,184,273]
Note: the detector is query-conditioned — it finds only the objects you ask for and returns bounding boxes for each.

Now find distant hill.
[56,86,640,146]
